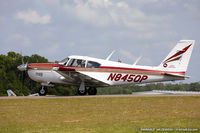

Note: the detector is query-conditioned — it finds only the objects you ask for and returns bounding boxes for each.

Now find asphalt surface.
[0,94,200,99]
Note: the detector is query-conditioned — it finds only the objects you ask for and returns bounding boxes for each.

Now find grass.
[0,96,200,133]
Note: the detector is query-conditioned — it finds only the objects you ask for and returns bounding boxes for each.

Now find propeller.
[17,52,29,96]
[17,55,28,71]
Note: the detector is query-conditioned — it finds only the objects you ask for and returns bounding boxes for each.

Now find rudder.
[159,40,195,73]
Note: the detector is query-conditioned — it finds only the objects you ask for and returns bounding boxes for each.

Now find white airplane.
[132,90,200,95]
[18,40,195,96]
[7,89,40,97]
[7,90,17,96]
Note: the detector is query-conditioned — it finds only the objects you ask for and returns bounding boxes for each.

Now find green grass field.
[0,96,200,133]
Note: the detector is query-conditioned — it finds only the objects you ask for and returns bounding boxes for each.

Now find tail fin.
[159,40,195,73]
[7,90,17,96]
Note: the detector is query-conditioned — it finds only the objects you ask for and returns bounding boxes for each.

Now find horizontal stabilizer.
[164,73,190,78]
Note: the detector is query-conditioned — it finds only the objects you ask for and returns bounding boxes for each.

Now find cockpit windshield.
[60,57,69,63]
[59,57,69,65]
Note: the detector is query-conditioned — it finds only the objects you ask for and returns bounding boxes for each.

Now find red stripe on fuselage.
[99,66,185,75]
[58,66,76,71]
[28,63,76,71]
[27,63,185,75]
[28,63,60,67]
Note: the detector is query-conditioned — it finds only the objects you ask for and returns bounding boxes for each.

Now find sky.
[0,0,199,83]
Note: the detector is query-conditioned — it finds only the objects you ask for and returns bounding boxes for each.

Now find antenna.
[106,51,115,61]
[133,56,142,65]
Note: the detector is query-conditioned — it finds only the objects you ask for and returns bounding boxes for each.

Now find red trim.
[27,63,185,75]
[28,63,60,67]
[28,63,76,71]
[99,66,185,75]
[164,43,192,63]
[58,66,76,71]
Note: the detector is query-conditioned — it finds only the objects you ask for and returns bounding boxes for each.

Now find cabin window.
[67,59,86,67]
[86,61,101,68]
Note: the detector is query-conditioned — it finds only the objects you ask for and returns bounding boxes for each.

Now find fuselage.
[26,55,184,87]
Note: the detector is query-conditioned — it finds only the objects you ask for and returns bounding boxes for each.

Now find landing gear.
[78,88,87,95]
[77,87,97,95]
[38,86,48,96]
[78,80,87,95]
[78,80,97,95]
[88,87,97,95]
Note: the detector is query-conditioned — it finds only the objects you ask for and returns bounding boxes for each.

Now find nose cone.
[17,64,27,71]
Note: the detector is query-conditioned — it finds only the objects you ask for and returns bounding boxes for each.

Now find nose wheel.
[38,86,48,96]
[78,88,87,95]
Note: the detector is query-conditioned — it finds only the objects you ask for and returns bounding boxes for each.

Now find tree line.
[0,52,76,96]
[0,51,199,96]
[98,82,200,95]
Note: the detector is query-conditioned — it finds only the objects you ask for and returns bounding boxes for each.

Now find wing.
[56,66,109,87]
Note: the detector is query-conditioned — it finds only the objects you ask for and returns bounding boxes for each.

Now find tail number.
[107,73,148,82]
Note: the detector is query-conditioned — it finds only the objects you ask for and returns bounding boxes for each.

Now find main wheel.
[78,88,87,95]
[88,87,97,95]
[38,86,48,96]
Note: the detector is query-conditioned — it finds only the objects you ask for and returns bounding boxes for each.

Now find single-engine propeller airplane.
[18,40,195,96]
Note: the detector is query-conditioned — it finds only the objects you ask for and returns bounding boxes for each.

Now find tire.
[38,86,48,96]
[88,87,97,95]
[78,88,87,95]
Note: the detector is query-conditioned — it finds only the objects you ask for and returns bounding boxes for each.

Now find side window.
[72,59,79,67]
[80,60,86,67]
[67,59,86,67]
[87,61,101,68]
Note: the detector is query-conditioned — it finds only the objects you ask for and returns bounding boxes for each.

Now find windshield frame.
[59,57,70,66]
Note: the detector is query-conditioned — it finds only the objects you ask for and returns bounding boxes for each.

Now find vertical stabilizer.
[158,40,195,73]
[7,90,17,96]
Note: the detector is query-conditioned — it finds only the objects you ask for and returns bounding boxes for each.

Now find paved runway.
[0,94,200,99]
